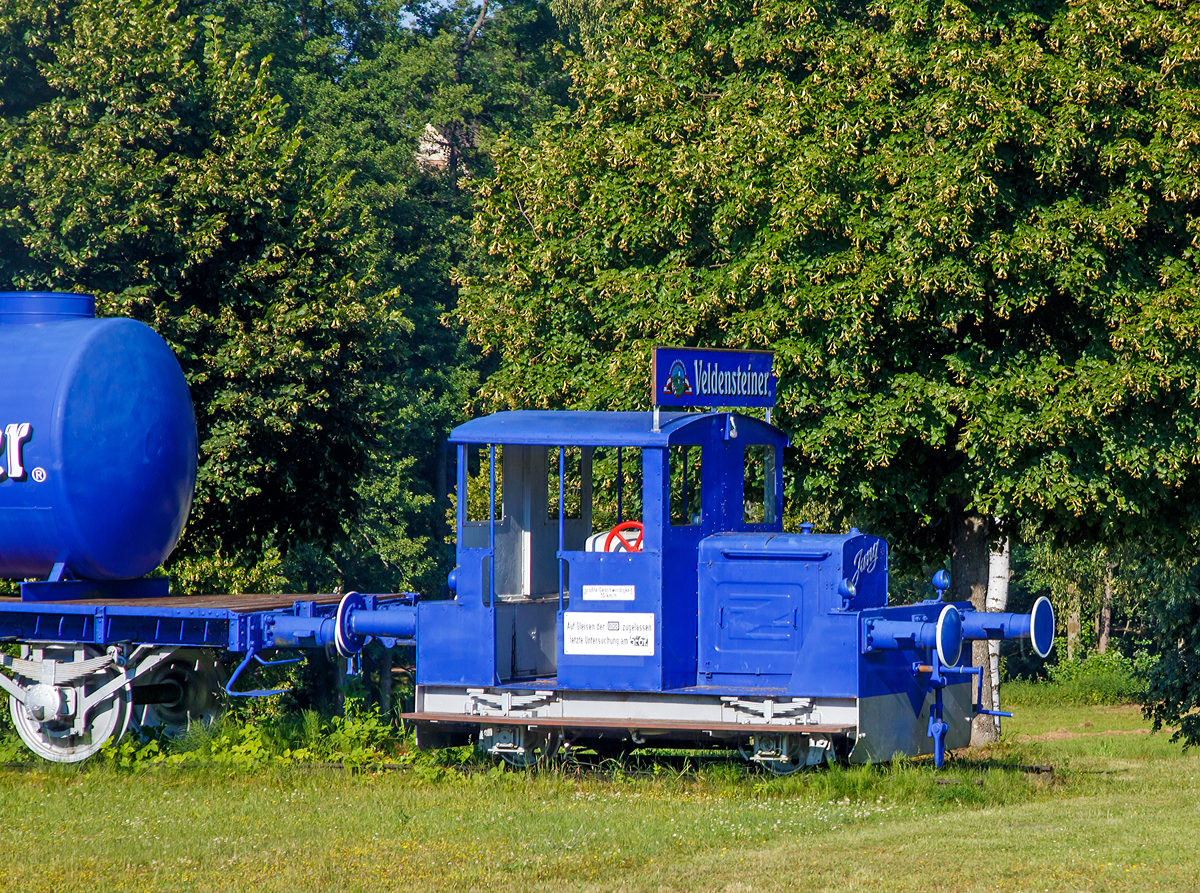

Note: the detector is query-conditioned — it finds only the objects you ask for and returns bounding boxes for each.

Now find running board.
[402,711,854,736]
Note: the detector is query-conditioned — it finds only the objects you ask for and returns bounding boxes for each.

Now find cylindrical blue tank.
[0,293,197,580]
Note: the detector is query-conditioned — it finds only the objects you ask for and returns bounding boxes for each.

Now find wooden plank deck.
[0,592,393,611]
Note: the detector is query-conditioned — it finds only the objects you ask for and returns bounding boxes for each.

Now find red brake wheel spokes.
[604,521,644,553]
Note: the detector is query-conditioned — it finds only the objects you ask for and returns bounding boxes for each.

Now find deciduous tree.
[0,0,574,598]
[0,0,403,580]
[461,0,1200,742]
[204,0,573,592]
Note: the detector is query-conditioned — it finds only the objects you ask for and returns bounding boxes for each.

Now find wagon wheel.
[604,520,644,553]
[130,648,225,735]
[762,750,806,775]
[739,733,809,776]
[9,645,132,763]
[587,736,636,761]
[498,727,562,769]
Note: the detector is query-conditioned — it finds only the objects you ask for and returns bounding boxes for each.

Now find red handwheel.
[604,520,644,553]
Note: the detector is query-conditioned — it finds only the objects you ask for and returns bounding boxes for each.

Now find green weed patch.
[1005,650,1153,707]
[93,702,421,771]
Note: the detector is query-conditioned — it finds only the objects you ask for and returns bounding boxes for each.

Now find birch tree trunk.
[985,535,1011,735]
[1066,582,1081,661]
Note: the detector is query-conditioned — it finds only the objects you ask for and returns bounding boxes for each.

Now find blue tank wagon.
[0,294,1052,768]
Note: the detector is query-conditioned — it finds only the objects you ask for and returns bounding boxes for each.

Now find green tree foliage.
[1136,558,1200,747]
[461,0,1200,739]
[0,0,404,575]
[197,0,573,592]
[548,0,627,54]
[462,0,1200,562]
[212,0,570,284]
[0,0,572,597]
[1020,539,1146,655]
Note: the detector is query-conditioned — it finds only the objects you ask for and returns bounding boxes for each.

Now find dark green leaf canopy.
[0,0,576,596]
[462,0,1200,559]
[0,0,398,554]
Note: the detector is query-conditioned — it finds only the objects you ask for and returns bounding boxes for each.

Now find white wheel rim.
[9,646,130,763]
[499,729,560,768]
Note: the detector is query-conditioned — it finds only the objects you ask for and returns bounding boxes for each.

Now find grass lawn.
[0,702,1195,892]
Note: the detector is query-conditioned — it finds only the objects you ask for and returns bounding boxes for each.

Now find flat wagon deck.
[0,592,348,610]
[0,583,416,761]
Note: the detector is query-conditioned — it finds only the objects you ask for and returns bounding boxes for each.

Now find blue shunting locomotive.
[0,293,1052,768]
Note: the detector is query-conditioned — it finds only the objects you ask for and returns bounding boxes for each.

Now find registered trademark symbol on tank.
[30,467,46,483]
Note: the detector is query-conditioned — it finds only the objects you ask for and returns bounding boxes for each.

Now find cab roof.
[448,410,788,448]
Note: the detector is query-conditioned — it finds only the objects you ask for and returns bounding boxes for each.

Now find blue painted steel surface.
[863,606,962,664]
[417,594,496,685]
[0,590,415,654]
[451,410,707,447]
[20,578,170,601]
[0,597,233,648]
[652,346,777,408]
[556,552,663,691]
[348,602,417,640]
[961,596,1055,658]
[413,443,499,686]
[0,292,196,580]
[698,531,887,687]
[226,651,306,697]
[0,292,95,324]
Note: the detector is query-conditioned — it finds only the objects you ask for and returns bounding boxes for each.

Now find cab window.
[743,444,776,525]
[669,444,702,526]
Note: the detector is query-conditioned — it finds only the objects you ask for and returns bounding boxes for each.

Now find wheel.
[500,728,561,768]
[479,725,562,768]
[739,732,809,775]
[604,521,644,552]
[415,722,473,750]
[130,649,224,734]
[586,737,636,761]
[9,645,132,763]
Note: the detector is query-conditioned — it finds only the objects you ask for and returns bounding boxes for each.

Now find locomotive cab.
[419,410,786,692]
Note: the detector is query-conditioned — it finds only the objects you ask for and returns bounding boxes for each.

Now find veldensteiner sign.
[652,347,776,409]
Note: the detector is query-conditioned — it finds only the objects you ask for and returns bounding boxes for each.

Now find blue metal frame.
[0,592,418,684]
[489,444,496,608]
[226,650,305,697]
[558,445,566,610]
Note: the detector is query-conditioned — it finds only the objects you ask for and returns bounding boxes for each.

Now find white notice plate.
[581,585,636,601]
[564,612,655,656]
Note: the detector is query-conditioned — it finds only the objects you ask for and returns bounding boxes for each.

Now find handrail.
[224,649,304,698]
